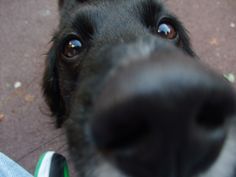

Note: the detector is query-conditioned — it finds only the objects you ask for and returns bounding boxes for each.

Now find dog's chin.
[89,162,127,177]
[198,122,236,177]
[89,147,236,177]
[85,122,236,177]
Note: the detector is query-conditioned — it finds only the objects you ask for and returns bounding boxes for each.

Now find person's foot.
[34,152,69,177]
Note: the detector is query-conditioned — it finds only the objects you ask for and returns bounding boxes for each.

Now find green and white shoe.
[34,151,70,177]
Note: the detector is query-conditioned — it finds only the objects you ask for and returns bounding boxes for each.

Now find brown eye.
[63,37,83,58]
[157,22,177,39]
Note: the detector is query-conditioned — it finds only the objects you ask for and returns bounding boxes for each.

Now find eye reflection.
[157,22,177,39]
[63,38,83,58]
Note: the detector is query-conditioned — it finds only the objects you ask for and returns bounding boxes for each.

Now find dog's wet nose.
[90,50,236,176]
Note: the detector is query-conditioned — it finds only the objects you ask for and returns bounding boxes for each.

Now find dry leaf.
[209,37,219,46]
[0,113,5,122]
[224,73,235,83]
[24,94,35,102]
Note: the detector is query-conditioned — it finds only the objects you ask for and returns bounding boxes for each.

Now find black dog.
[42,0,236,177]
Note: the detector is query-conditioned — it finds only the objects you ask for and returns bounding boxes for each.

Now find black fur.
[42,0,236,177]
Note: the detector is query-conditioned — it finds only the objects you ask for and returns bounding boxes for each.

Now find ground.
[0,0,235,175]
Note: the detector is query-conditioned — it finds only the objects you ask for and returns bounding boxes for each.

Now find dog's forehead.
[74,0,162,5]
[60,0,164,20]
[59,0,166,35]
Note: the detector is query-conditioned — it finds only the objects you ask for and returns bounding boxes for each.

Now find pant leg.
[0,152,33,177]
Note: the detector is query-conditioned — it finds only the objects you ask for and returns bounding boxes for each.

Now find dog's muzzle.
[89,41,236,177]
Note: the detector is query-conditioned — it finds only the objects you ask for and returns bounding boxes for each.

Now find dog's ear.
[58,0,87,10]
[42,45,66,127]
[58,0,64,10]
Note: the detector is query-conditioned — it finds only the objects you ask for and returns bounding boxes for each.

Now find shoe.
[34,151,69,177]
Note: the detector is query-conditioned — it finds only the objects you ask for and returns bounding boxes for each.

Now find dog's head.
[43,0,236,177]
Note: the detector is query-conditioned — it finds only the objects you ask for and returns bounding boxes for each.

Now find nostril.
[91,100,149,151]
[195,92,236,130]
[196,101,226,129]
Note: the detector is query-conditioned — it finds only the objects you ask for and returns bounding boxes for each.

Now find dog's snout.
[90,50,236,176]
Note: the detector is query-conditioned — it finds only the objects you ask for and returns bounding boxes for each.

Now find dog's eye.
[157,22,177,40]
[62,36,83,58]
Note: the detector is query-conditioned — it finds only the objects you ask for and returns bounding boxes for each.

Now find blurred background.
[0,0,235,176]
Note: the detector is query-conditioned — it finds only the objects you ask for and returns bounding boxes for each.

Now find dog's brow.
[137,0,163,27]
[71,11,95,38]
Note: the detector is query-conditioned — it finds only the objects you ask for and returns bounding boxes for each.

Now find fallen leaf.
[0,113,5,122]
[224,73,235,83]
[24,94,35,102]
[209,37,219,46]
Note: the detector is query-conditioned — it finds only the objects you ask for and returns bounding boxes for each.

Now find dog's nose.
[90,49,236,177]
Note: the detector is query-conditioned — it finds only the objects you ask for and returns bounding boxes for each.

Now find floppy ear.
[42,45,66,127]
[58,0,64,10]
